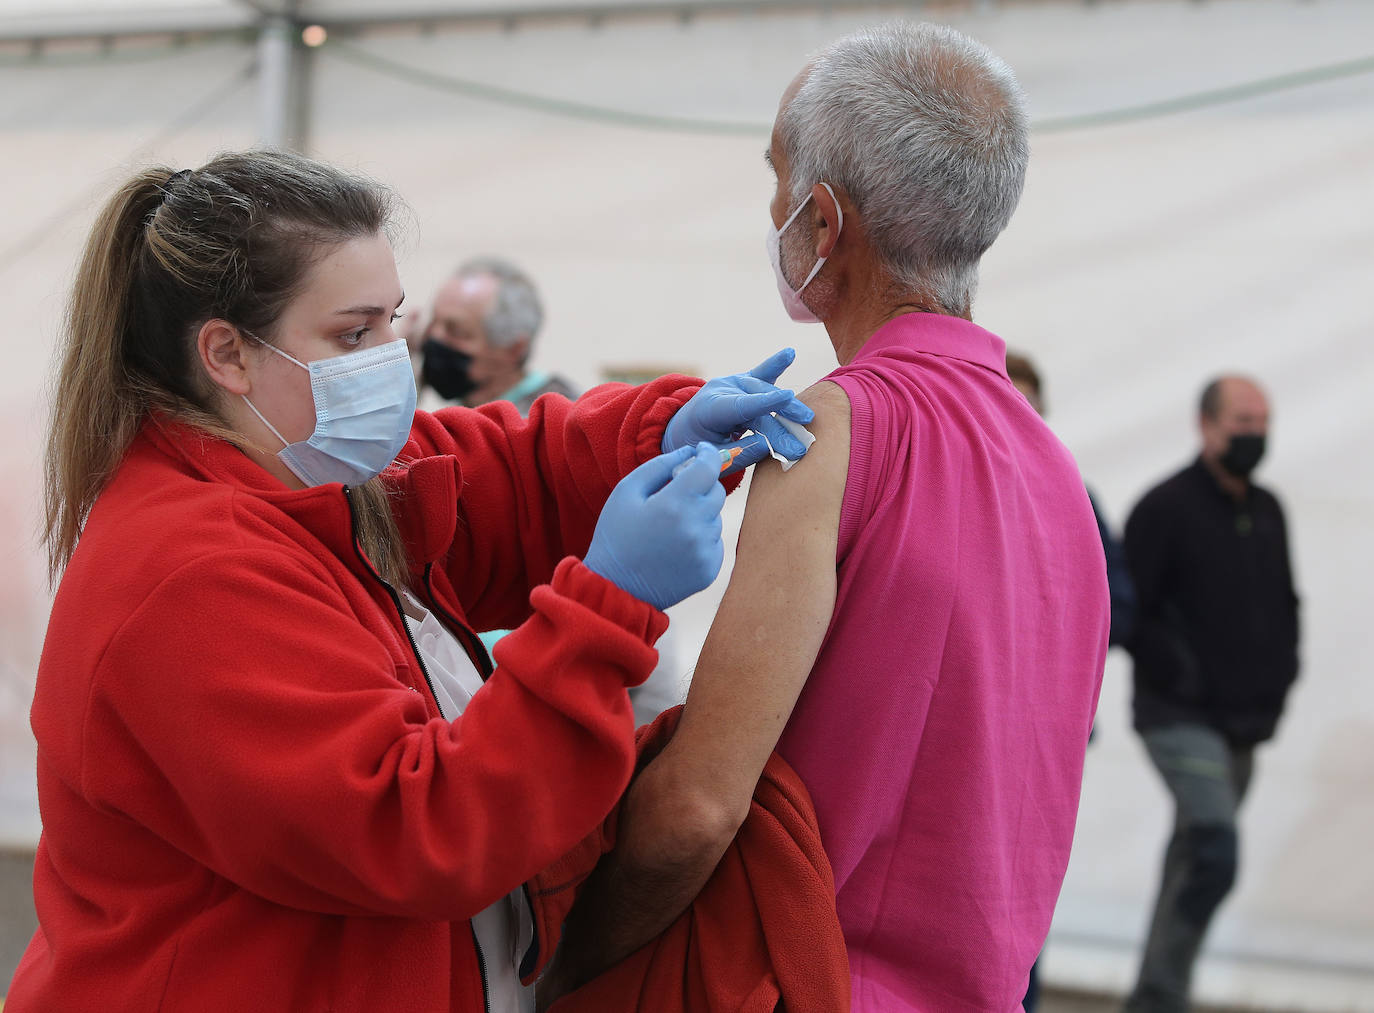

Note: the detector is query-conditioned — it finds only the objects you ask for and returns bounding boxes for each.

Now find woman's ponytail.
[43,168,173,584]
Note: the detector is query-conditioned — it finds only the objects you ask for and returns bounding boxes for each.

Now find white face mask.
[241,337,418,488]
[765,181,843,323]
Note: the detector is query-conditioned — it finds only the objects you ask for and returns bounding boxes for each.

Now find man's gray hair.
[778,22,1028,316]
[456,256,544,351]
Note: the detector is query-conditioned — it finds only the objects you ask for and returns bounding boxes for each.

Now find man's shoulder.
[1132,461,1204,513]
[1248,479,1286,513]
[511,373,578,415]
[746,380,850,514]
[779,380,851,478]
[801,379,851,418]
[540,373,578,398]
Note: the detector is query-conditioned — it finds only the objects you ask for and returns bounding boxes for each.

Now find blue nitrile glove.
[584,443,728,611]
[663,348,815,468]
[718,433,771,479]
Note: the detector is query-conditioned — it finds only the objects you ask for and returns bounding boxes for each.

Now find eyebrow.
[333,292,405,317]
[763,148,775,169]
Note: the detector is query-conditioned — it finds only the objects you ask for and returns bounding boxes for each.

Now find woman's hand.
[584,444,728,610]
[662,348,815,468]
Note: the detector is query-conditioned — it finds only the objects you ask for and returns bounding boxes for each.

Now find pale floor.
[1040,993,1251,1013]
[1041,992,1124,1013]
[1,851,35,990]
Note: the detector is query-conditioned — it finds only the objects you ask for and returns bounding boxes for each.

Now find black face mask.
[1220,433,1266,478]
[421,339,477,401]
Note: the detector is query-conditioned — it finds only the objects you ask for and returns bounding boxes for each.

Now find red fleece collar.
[141,416,462,570]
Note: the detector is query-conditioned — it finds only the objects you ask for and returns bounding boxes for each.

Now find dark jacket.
[1088,489,1137,648]
[1124,458,1300,744]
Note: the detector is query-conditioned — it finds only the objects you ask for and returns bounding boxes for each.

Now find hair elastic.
[158,168,192,204]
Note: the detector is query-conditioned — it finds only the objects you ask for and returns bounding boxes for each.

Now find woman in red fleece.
[8,150,811,1012]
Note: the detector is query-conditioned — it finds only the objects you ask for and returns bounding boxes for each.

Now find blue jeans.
[1123,723,1253,1013]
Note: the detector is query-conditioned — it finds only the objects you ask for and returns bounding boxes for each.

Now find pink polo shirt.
[777,313,1109,1012]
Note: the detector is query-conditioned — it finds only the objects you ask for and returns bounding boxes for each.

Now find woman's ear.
[197,319,253,396]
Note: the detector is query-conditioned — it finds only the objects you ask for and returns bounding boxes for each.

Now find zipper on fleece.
[421,562,494,680]
[517,884,540,982]
[341,486,441,709]
[470,922,492,1013]
[343,489,493,1013]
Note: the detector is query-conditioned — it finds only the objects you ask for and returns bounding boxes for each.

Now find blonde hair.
[44,151,409,586]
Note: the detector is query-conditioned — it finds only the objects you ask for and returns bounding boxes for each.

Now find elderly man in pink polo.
[544,22,1109,1012]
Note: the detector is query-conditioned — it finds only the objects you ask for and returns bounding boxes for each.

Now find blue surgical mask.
[765,181,844,324]
[241,336,417,488]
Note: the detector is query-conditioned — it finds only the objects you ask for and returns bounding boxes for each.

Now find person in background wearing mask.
[413,259,686,724]
[540,23,1109,1012]
[8,150,811,1013]
[415,257,575,412]
[1121,376,1300,1013]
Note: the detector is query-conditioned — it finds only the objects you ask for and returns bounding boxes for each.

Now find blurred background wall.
[1,0,1371,1006]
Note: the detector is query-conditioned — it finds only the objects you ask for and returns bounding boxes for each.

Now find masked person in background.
[410,258,682,724]
[415,258,576,413]
[1121,376,1300,1013]
[7,150,812,1013]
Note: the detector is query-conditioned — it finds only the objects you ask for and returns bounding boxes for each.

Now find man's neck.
[465,366,526,408]
[825,291,958,366]
[1201,453,1249,501]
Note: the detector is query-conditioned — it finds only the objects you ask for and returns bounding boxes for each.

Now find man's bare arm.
[537,381,850,1005]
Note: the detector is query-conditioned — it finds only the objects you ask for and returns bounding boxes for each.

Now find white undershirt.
[402,591,536,1013]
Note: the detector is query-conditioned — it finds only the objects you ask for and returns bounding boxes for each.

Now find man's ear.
[197,319,254,397]
[506,337,532,368]
[1197,413,1224,458]
[811,182,845,260]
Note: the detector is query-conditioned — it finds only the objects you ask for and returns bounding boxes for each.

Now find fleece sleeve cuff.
[546,558,669,678]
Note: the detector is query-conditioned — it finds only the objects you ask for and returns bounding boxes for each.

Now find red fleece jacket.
[9,377,712,1013]
[526,707,851,1013]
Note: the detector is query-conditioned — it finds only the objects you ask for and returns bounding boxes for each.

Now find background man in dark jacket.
[1122,375,1300,1013]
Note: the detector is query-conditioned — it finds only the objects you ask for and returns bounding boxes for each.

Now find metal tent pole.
[253,2,311,150]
